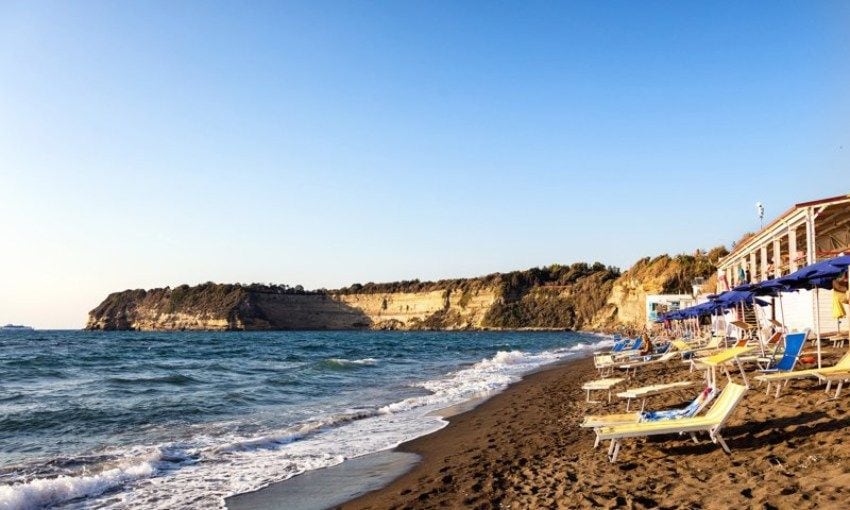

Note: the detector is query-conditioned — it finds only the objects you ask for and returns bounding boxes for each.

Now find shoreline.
[337,348,850,509]
[338,355,597,509]
[225,353,597,510]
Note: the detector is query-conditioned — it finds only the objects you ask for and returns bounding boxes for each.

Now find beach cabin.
[646,294,695,326]
[717,193,850,335]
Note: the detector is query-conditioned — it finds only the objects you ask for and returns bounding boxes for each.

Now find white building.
[717,193,850,335]
[646,294,695,326]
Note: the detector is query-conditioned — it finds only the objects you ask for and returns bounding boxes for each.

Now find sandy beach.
[339,350,850,510]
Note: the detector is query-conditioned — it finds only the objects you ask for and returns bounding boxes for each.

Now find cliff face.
[86,285,257,331]
[590,247,727,329]
[333,288,500,330]
[85,288,504,331]
[86,263,620,331]
[86,250,726,332]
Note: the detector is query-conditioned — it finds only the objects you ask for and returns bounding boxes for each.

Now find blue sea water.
[0,330,611,509]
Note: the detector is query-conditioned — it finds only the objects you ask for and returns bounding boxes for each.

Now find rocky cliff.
[86,249,726,332]
[590,247,727,329]
[86,263,621,331]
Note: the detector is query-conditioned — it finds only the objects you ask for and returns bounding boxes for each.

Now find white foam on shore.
[0,337,611,510]
[0,446,194,510]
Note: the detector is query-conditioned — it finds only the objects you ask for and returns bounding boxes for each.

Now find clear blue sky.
[1,1,849,328]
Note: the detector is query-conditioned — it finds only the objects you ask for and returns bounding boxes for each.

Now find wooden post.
[760,245,769,282]
[773,238,781,278]
[750,252,758,283]
[806,208,815,264]
[789,227,798,272]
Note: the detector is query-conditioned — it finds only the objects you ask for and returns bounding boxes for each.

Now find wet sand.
[340,350,850,509]
[227,451,420,510]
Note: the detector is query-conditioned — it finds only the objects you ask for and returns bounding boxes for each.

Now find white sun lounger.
[615,381,697,411]
[581,378,625,403]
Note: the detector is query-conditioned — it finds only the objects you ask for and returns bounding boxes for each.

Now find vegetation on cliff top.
[334,262,619,295]
[624,246,728,295]
[479,264,621,329]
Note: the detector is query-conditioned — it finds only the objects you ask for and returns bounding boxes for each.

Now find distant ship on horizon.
[1,324,34,331]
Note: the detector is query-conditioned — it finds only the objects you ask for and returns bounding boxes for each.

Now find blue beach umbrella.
[827,255,850,270]
[762,255,850,367]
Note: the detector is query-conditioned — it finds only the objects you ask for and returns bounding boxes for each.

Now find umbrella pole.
[756,302,766,357]
[814,286,822,369]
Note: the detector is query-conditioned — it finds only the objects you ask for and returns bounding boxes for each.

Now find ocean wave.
[2,335,602,510]
[379,348,567,415]
[106,374,201,386]
[559,337,616,352]
[321,358,379,369]
[3,346,564,509]
[215,409,382,454]
[0,446,193,510]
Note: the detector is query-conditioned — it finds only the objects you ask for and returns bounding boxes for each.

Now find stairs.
[742,304,759,330]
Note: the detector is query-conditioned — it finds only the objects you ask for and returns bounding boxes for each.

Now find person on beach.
[639,332,654,357]
[834,274,849,322]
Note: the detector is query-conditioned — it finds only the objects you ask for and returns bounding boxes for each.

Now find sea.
[0,330,611,510]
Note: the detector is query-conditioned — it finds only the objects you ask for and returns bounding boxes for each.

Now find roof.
[720,193,850,265]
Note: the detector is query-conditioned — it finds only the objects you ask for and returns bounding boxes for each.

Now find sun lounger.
[815,370,850,398]
[617,351,678,377]
[594,354,615,376]
[754,350,850,398]
[749,331,808,396]
[611,338,644,360]
[581,386,718,438]
[681,336,724,361]
[692,346,754,387]
[595,383,747,462]
[610,337,630,353]
[582,378,625,403]
[758,332,807,371]
[671,339,697,353]
[581,412,643,428]
[749,332,784,368]
[615,380,696,411]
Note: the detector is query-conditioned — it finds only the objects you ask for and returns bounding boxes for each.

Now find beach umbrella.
[759,256,850,368]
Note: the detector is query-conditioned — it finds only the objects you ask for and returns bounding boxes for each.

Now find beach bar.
[716,193,850,334]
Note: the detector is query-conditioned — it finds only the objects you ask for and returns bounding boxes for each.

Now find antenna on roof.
[756,202,765,229]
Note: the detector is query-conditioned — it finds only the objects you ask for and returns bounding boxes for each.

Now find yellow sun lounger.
[595,383,747,463]
[671,340,694,353]
[675,337,722,354]
[754,351,850,398]
[815,370,850,398]
[692,346,754,387]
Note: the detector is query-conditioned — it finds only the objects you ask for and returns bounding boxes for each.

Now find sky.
[1,1,849,329]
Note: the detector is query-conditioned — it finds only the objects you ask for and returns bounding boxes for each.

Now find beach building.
[717,193,850,334]
[646,294,695,326]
